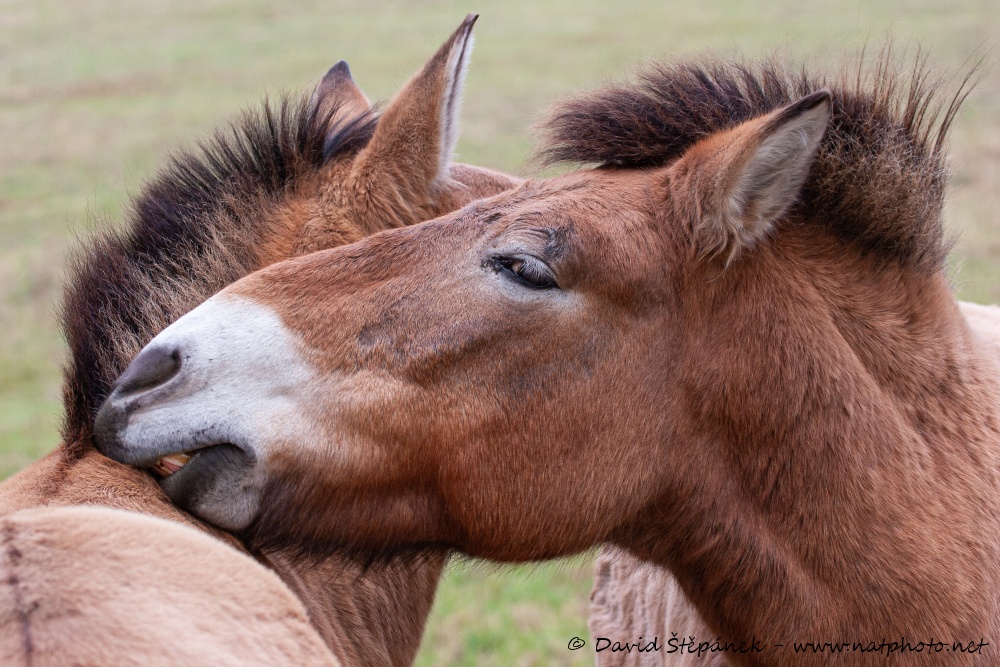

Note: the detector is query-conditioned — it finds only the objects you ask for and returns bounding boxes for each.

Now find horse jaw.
[94,294,318,531]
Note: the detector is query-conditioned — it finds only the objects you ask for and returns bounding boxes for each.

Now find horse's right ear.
[668,90,832,265]
[310,59,372,128]
[349,14,477,225]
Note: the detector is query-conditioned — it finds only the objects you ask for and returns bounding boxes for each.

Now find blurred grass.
[414,557,593,666]
[0,1,997,664]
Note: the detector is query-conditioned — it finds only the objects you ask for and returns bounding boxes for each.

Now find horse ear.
[349,14,477,218]
[310,60,372,127]
[672,90,832,264]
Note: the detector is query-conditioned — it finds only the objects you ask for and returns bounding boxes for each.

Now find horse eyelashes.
[493,256,557,289]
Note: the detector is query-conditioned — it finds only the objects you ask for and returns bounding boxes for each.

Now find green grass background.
[1,1,997,664]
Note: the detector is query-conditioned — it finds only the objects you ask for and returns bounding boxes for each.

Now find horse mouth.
[150,443,258,530]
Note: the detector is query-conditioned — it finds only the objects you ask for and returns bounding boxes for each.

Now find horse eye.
[494,256,558,289]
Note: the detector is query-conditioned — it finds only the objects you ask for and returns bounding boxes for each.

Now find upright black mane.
[538,52,975,270]
[61,96,377,455]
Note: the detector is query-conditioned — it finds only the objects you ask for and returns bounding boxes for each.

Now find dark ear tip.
[325,60,353,82]
[770,90,832,127]
[464,13,479,27]
[799,89,833,112]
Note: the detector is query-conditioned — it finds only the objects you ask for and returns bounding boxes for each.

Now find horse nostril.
[116,345,182,397]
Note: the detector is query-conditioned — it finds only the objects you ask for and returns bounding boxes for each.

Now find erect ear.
[310,59,372,127]
[349,14,477,220]
[671,90,832,264]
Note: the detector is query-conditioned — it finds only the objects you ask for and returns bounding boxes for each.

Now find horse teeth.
[153,453,192,478]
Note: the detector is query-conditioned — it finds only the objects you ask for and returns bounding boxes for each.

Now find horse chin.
[158,443,261,531]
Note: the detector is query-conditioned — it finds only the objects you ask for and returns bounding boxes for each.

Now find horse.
[1,15,521,665]
[93,52,1000,666]
[0,506,338,666]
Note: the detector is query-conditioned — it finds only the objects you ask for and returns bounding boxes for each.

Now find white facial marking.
[117,294,320,472]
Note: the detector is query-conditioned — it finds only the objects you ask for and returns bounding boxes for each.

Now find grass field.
[1,1,997,664]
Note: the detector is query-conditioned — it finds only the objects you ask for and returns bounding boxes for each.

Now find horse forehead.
[488,171,652,231]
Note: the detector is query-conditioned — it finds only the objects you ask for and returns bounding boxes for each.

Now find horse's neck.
[631,257,1000,648]
[0,447,441,667]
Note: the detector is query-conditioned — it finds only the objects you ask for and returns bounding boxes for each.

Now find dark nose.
[94,344,181,461]
[115,344,182,398]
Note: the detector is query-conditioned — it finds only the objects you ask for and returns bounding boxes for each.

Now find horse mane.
[537,51,977,270]
[61,96,378,457]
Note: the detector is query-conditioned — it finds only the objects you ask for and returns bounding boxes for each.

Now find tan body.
[0,506,338,667]
[3,16,520,666]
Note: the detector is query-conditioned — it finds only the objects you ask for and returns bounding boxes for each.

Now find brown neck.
[622,231,1000,657]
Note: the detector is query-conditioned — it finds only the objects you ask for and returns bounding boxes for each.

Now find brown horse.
[0,506,338,666]
[2,16,520,666]
[96,56,1000,664]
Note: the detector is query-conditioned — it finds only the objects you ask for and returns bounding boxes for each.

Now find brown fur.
[588,302,1000,667]
[2,16,521,666]
[179,54,1000,666]
[0,506,338,666]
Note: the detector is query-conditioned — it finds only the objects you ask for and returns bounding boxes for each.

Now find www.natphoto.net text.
[586,634,991,658]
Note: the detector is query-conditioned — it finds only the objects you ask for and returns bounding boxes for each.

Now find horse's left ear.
[349,14,477,223]
[310,60,372,129]
[669,90,832,263]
